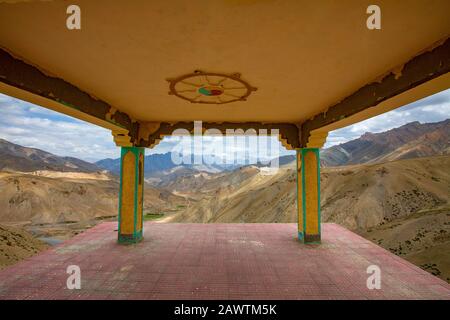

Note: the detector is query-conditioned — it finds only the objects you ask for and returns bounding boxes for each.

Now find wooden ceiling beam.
[0,48,139,143]
[300,37,450,147]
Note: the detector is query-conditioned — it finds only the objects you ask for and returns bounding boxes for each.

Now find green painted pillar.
[296,148,321,243]
[118,146,145,244]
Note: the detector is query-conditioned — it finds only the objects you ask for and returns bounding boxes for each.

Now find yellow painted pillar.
[296,148,321,243]
[118,147,145,244]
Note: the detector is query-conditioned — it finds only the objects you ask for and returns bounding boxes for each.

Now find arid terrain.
[0,170,186,225]
[0,224,49,270]
[161,156,450,282]
[0,169,187,258]
[0,120,449,282]
[358,207,450,282]
[0,168,188,269]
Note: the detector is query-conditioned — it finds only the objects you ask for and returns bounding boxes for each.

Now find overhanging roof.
[0,0,449,148]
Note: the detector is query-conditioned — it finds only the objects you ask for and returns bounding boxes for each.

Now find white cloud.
[0,94,120,162]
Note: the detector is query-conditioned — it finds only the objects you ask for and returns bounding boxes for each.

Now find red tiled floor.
[0,222,449,300]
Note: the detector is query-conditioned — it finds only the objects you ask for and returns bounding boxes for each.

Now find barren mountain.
[321,119,450,166]
[167,166,295,223]
[320,156,449,230]
[0,139,100,173]
[162,165,263,198]
[0,139,188,226]
[96,152,238,184]
[0,171,187,225]
[165,156,450,282]
[166,156,450,227]
[1,120,449,281]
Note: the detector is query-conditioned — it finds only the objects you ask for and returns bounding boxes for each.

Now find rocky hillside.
[321,119,450,166]
[357,208,450,283]
[167,166,296,223]
[166,155,450,282]
[320,156,449,230]
[0,139,100,173]
[167,156,450,228]
[0,170,187,225]
[0,224,49,270]
[0,139,189,225]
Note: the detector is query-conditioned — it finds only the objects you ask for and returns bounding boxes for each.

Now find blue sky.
[0,89,449,162]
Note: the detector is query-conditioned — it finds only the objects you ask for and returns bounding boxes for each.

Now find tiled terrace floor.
[0,222,449,300]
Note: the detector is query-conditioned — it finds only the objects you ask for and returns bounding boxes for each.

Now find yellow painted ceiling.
[0,0,449,123]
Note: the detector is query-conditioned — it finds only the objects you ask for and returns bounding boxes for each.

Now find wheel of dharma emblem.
[167,70,257,104]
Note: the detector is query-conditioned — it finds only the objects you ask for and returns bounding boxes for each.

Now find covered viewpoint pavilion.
[0,1,449,299]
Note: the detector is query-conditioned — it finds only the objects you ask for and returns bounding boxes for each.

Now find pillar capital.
[304,130,328,149]
[112,130,133,147]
